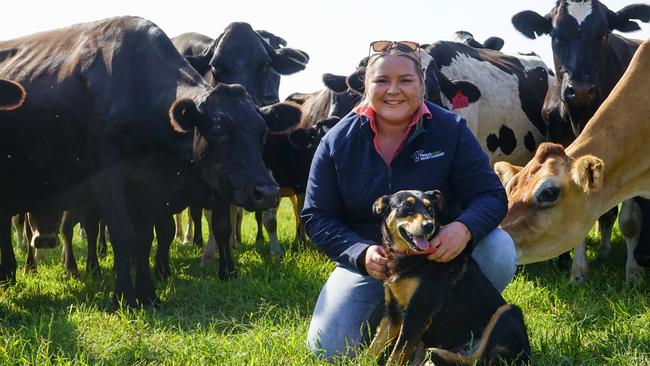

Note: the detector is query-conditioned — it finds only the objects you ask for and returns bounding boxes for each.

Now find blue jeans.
[306,227,517,361]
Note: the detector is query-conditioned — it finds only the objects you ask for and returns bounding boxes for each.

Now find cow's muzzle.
[32,234,58,249]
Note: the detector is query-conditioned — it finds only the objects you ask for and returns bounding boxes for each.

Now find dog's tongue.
[412,235,430,250]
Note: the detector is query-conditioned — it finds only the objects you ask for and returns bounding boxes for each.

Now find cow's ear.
[322,73,348,93]
[169,98,208,133]
[0,79,26,111]
[453,81,481,103]
[423,190,447,218]
[259,102,301,133]
[494,161,523,186]
[512,10,552,39]
[346,70,365,95]
[372,195,391,216]
[483,36,505,51]
[288,128,316,150]
[271,48,309,75]
[570,155,604,194]
[610,5,650,32]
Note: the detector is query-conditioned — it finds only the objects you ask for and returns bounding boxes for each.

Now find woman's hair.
[362,48,426,105]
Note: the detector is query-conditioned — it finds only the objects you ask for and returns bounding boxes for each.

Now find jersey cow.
[0,16,300,306]
[496,40,650,283]
[512,0,650,282]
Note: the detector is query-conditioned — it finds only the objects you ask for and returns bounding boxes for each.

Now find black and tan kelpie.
[369,190,530,365]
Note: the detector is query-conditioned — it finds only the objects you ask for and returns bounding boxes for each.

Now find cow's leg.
[619,200,645,283]
[235,207,243,246]
[595,206,618,259]
[229,205,240,250]
[633,197,650,267]
[24,217,37,274]
[0,215,17,283]
[254,210,265,245]
[190,204,203,247]
[154,213,175,280]
[133,210,159,307]
[569,241,588,284]
[295,193,307,247]
[60,210,78,277]
[183,208,194,245]
[174,211,184,243]
[262,208,282,257]
[201,209,216,266]
[80,206,102,276]
[97,220,108,258]
[92,167,137,308]
[212,199,236,280]
[11,214,26,251]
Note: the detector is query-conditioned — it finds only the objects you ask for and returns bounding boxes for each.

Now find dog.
[368,190,530,365]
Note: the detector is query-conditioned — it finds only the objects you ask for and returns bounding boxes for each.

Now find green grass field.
[1,198,649,365]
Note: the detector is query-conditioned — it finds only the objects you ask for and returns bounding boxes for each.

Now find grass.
[1,198,649,365]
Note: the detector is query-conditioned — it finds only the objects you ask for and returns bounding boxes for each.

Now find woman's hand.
[364,245,393,280]
[427,221,472,262]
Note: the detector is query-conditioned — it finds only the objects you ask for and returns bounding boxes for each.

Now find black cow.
[512,0,650,283]
[0,16,300,306]
[172,26,310,257]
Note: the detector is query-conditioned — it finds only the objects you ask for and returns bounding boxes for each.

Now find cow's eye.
[535,186,560,207]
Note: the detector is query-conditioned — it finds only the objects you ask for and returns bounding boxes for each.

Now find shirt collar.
[354,102,432,132]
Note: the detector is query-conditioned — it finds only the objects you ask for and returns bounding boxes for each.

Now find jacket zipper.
[387,167,392,192]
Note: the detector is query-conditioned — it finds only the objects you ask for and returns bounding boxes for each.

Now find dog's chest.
[386,276,421,310]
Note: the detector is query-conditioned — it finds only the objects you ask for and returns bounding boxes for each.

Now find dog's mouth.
[397,224,435,251]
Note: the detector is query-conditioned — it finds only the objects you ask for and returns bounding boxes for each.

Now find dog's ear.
[372,195,391,217]
[424,190,447,218]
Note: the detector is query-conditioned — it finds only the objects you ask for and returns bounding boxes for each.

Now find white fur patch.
[439,53,546,166]
[567,1,593,25]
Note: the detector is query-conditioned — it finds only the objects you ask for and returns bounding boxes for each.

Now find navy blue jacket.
[301,101,507,274]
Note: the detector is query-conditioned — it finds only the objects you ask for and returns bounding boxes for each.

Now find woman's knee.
[473,228,518,291]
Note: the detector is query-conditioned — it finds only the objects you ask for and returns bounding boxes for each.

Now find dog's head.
[373,190,447,254]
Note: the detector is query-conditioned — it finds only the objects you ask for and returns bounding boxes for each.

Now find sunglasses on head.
[369,40,420,54]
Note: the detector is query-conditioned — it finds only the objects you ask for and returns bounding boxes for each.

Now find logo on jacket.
[411,149,445,162]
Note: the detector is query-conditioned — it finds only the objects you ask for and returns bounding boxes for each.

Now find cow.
[0,16,301,306]
[512,0,650,282]
[345,43,553,167]
[495,39,650,283]
[171,26,310,257]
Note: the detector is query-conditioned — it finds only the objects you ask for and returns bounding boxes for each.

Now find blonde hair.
[362,48,426,105]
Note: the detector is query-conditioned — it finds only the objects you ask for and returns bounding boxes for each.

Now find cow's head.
[187,22,309,106]
[169,84,301,210]
[288,116,340,151]
[321,73,361,118]
[513,1,650,132]
[0,79,26,111]
[26,209,64,249]
[495,142,605,264]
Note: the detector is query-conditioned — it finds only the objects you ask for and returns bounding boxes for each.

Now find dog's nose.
[422,221,434,234]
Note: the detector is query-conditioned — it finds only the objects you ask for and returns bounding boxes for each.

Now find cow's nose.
[253,183,280,209]
[563,82,596,105]
[33,235,58,249]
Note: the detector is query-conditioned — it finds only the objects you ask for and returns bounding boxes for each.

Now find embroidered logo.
[411,149,445,162]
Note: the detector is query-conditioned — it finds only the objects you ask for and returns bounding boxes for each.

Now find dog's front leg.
[368,314,402,359]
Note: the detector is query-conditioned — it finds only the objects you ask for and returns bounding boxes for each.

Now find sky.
[2,0,649,100]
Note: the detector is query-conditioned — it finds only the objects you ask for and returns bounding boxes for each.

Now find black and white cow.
[512,0,650,283]
[0,16,301,306]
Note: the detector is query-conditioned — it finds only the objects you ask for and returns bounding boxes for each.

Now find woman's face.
[367,55,423,128]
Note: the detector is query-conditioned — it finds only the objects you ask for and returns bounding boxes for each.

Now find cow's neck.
[567,44,650,210]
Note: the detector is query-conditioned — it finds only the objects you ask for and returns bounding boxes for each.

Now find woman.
[302,41,517,360]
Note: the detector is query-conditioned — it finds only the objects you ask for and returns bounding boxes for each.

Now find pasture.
[1,199,649,365]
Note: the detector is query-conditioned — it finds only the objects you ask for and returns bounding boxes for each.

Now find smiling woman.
[301,42,519,361]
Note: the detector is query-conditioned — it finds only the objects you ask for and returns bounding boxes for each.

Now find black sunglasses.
[369,40,420,55]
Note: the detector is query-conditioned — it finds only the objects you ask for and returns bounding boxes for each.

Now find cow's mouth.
[398,224,433,251]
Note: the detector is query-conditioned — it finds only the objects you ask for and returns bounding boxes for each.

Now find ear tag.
[451,90,469,110]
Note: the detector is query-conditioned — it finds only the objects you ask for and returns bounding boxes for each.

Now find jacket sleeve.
[301,139,375,274]
[449,118,508,250]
